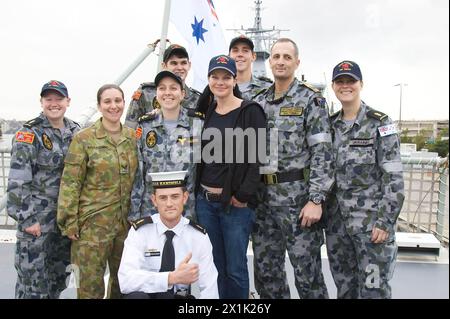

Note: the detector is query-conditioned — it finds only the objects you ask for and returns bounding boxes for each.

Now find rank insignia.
[42,133,53,150]
[15,131,35,144]
[152,97,161,110]
[135,127,143,139]
[280,106,304,116]
[146,131,157,148]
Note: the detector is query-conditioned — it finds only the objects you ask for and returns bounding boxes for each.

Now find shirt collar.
[154,214,188,238]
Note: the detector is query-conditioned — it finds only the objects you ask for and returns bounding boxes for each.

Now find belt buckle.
[264,174,278,185]
[205,191,212,202]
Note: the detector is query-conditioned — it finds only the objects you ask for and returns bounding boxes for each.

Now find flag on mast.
[170,0,227,91]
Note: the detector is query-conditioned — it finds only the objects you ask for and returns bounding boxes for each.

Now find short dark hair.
[97,84,124,104]
[271,38,299,58]
[153,186,187,194]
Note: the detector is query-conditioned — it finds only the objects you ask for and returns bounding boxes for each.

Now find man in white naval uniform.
[118,171,218,299]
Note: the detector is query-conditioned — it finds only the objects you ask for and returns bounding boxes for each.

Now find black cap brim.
[163,47,189,63]
[332,73,361,81]
[229,37,254,52]
[40,88,68,98]
[154,71,183,88]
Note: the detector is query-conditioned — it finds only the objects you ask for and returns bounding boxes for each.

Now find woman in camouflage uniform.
[325,61,404,299]
[57,84,138,299]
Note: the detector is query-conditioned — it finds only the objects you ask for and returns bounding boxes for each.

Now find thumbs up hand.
[168,252,199,285]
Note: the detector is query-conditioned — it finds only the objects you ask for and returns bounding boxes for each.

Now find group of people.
[6,35,404,299]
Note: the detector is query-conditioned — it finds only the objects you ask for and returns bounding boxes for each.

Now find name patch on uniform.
[279,106,304,116]
[135,127,143,139]
[349,138,374,147]
[378,124,398,137]
[42,133,53,150]
[146,131,157,148]
[144,249,160,257]
[15,131,35,144]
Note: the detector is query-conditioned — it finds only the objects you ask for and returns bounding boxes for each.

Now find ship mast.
[228,0,288,77]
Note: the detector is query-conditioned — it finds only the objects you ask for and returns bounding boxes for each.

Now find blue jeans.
[196,193,255,299]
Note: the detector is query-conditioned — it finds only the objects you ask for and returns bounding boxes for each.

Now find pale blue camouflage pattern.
[325,200,398,299]
[254,78,334,206]
[129,107,197,222]
[124,82,200,129]
[239,76,272,101]
[7,113,80,298]
[324,102,404,299]
[252,79,333,299]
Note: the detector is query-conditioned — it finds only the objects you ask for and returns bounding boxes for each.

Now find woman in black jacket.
[195,55,267,299]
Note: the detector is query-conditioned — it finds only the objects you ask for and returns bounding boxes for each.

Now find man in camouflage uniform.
[325,61,404,299]
[129,71,198,222]
[228,35,272,100]
[125,44,201,129]
[7,80,80,299]
[252,38,334,299]
[57,86,138,299]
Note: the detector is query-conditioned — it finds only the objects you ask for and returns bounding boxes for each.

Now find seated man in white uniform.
[118,171,219,299]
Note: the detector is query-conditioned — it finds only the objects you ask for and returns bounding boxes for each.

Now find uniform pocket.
[275,118,305,155]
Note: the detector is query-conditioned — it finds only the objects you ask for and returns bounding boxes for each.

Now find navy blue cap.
[163,44,189,63]
[40,80,69,97]
[208,55,237,77]
[154,70,183,88]
[332,61,363,81]
[229,35,254,52]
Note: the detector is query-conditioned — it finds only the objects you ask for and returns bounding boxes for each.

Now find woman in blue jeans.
[194,55,267,299]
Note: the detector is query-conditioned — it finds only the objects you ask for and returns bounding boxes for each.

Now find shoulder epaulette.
[189,220,207,234]
[131,217,154,230]
[138,112,158,124]
[189,87,201,96]
[72,120,81,128]
[257,76,273,84]
[330,110,340,120]
[187,108,205,120]
[252,87,269,100]
[367,110,388,122]
[140,82,155,89]
[24,117,43,128]
[301,82,320,93]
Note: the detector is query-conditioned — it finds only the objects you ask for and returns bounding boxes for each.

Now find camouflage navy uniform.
[325,102,404,299]
[239,76,273,101]
[7,113,80,299]
[124,82,200,129]
[129,108,199,222]
[57,119,138,299]
[252,78,334,299]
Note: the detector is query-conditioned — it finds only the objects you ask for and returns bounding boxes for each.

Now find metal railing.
[1,149,449,243]
[398,157,449,244]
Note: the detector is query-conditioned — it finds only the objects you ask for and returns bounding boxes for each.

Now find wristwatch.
[309,194,325,205]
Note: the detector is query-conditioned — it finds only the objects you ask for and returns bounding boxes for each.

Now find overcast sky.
[0,0,448,122]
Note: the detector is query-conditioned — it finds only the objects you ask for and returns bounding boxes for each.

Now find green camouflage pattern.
[57,118,138,299]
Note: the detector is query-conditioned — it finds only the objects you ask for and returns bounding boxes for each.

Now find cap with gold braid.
[149,171,188,189]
